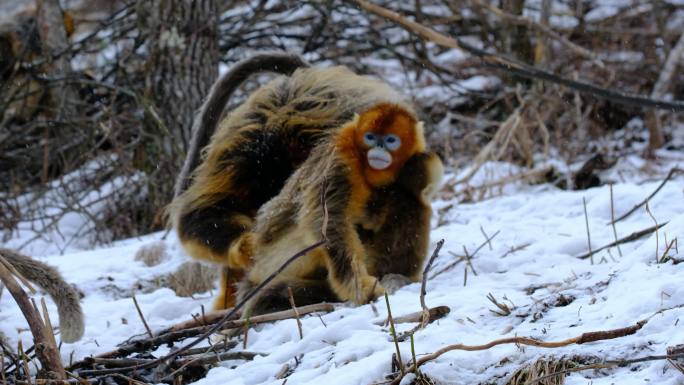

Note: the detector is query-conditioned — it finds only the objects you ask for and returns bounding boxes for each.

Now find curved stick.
[0,255,65,380]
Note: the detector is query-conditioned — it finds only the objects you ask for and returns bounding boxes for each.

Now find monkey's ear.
[420,153,444,203]
[415,121,427,151]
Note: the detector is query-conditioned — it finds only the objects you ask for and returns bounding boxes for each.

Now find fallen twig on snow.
[376,306,451,327]
[609,168,682,224]
[80,351,262,377]
[667,345,684,375]
[576,222,668,260]
[385,306,451,343]
[390,319,648,384]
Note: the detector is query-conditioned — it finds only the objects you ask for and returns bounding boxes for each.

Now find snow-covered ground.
[1,155,683,385]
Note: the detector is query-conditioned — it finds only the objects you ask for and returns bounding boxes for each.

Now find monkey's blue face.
[363,132,402,170]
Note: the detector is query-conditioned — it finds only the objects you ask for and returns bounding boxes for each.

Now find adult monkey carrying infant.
[167,53,443,314]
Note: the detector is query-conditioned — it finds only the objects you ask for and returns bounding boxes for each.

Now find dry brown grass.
[167,261,218,297]
[506,357,574,385]
[134,241,169,267]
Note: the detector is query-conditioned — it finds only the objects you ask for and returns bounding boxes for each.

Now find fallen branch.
[609,168,682,224]
[72,302,335,366]
[393,306,451,343]
[157,308,240,334]
[352,0,684,111]
[390,319,647,384]
[74,240,326,376]
[160,302,333,336]
[667,345,684,375]
[577,222,668,260]
[375,306,451,327]
[79,351,262,377]
[0,255,65,380]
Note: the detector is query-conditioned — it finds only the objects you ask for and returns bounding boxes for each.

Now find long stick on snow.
[391,319,648,384]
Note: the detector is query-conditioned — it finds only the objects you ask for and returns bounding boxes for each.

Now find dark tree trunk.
[36,0,83,183]
[501,0,532,63]
[139,0,219,219]
[143,0,219,157]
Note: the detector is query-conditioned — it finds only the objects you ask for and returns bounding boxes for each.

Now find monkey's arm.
[363,152,444,282]
[396,152,444,204]
[0,248,84,343]
[305,164,385,304]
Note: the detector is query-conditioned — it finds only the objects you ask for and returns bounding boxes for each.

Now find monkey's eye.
[384,134,401,151]
[363,132,377,146]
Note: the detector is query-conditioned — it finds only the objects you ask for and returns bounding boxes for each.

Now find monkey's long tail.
[0,248,85,343]
[173,52,310,197]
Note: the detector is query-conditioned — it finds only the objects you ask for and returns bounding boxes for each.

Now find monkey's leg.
[178,207,255,270]
[175,122,315,269]
[213,267,245,310]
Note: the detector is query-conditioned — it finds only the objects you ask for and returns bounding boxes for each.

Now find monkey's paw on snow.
[380,273,413,294]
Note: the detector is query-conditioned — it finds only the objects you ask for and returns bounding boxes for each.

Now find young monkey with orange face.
[238,103,443,314]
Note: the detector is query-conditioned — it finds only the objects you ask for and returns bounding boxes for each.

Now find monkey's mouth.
[367,148,392,170]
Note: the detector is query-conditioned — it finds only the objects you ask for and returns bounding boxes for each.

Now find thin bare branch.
[352,0,684,111]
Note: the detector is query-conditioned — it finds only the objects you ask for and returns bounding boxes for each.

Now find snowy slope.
[1,158,683,385]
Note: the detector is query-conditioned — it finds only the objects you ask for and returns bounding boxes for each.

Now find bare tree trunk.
[645,29,684,155]
[143,0,219,159]
[36,0,77,117]
[139,0,219,221]
[36,0,82,182]
[501,0,532,63]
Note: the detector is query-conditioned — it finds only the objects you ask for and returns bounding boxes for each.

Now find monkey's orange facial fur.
[350,103,423,187]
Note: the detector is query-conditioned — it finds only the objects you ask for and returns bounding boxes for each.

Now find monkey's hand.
[355,275,386,305]
[324,226,385,305]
